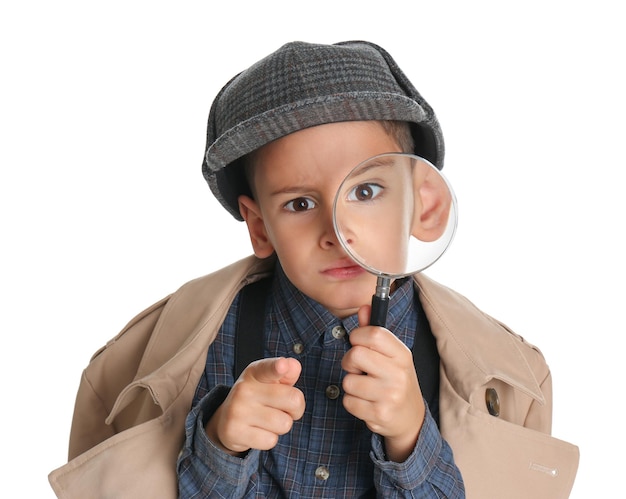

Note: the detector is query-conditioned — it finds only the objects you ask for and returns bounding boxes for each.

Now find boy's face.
[238,121,403,319]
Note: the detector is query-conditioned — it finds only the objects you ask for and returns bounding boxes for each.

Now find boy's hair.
[202,41,443,221]
[380,120,415,153]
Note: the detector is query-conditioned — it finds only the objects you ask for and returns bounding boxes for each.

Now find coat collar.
[414,273,546,405]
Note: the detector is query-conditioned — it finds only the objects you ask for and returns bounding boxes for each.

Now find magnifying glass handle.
[370,276,391,327]
[370,294,389,327]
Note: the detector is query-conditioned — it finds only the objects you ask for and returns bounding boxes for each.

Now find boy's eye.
[347,183,383,202]
[284,197,317,212]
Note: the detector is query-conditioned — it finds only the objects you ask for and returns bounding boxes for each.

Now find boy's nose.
[320,229,339,249]
[320,220,355,251]
[319,207,341,249]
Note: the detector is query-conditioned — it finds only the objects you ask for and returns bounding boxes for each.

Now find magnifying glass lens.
[332,153,457,326]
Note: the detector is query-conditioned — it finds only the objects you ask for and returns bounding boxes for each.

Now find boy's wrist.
[204,411,249,458]
[383,405,426,463]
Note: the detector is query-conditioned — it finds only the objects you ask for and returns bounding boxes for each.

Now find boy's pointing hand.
[205,357,305,455]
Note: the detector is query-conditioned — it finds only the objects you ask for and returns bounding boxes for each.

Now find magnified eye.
[347,183,383,202]
[285,197,317,212]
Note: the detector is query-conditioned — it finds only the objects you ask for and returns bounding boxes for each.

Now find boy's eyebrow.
[269,184,318,196]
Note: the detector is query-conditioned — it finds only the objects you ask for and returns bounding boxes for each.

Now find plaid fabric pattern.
[178,265,464,497]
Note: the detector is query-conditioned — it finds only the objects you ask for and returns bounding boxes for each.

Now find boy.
[49,41,579,498]
[179,119,463,497]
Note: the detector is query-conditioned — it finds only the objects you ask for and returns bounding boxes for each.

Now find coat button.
[485,388,500,417]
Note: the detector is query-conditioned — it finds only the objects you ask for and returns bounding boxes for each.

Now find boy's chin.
[329,308,360,320]
[322,299,368,320]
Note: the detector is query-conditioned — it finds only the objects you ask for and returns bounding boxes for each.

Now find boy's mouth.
[321,260,366,279]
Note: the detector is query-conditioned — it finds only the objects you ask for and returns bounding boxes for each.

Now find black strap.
[234,277,272,379]
[412,294,440,426]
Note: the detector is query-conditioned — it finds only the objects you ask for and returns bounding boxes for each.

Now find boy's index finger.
[246,357,301,386]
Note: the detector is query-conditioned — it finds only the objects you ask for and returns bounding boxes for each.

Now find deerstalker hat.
[202,40,445,220]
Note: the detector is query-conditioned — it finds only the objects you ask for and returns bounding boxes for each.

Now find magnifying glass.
[332,153,458,327]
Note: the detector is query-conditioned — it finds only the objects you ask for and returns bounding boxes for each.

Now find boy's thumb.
[358,305,372,327]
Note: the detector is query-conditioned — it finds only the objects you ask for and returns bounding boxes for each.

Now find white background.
[1,1,624,497]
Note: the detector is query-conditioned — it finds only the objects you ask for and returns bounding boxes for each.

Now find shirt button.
[331,325,346,339]
[325,384,340,400]
[315,465,330,481]
[485,388,500,417]
[293,343,304,354]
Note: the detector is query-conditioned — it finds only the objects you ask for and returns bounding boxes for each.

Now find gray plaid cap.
[202,40,445,220]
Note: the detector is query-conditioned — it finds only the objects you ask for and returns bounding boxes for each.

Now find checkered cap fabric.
[202,40,444,220]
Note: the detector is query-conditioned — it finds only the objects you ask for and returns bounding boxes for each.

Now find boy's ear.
[411,173,453,242]
[238,195,275,258]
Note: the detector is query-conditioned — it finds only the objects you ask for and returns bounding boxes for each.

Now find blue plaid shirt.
[178,265,464,498]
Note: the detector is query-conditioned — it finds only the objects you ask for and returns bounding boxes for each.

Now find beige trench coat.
[48,255,579,498]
